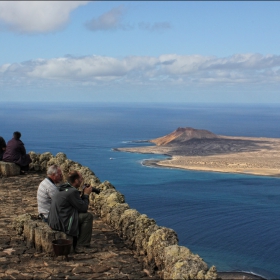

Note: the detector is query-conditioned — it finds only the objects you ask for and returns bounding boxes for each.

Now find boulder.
[0,161,20,176]
[147,227,178,271]
[106,203,130,229]
[100,190,125,218]
[134,214,157,256]
[163,245,209,279]
[118,209,141,247]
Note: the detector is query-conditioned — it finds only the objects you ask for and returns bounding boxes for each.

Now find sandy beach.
[115,135,280,177]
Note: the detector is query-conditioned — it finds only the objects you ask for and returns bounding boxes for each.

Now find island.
[115,127,280,177]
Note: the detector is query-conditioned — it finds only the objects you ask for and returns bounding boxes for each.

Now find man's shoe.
[74,247,85,254]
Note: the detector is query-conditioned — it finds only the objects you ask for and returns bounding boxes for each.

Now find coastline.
[115,135,280,178]
[217,272,266,280]
[141,156,280,178]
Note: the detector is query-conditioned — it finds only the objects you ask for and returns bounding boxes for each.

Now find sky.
[1,1,280,104]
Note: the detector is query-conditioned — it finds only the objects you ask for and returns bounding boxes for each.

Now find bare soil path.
[0,172,156,279]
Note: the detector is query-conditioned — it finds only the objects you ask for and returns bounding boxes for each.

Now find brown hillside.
[150,127,218,146]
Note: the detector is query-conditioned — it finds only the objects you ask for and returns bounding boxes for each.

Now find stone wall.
[26,151,218,280]
[13,213,71,255]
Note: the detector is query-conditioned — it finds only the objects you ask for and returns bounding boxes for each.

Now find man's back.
[37,177,59,219]
[48,183,89,236]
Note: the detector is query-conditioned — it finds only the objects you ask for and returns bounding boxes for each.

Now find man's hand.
[84,185,92,195]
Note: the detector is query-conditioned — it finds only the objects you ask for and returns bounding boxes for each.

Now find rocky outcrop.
[22,151,218,279]
[29,151,101,186]
[150,127,218,146]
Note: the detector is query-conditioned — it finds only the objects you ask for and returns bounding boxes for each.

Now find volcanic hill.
[150,127,219,146]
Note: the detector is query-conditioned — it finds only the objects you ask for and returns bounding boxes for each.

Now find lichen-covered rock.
[39,152,53,163]
[100,190,125,220]
[205,266,218,280]
[165,260,217,280]
[78,166,101,187]
[70,162,83,170]
[88,176,101,187]
[46,157,57,167]
[26,152,103,188]
[55,152,67,165]
[98,180,116,191]
[118,209,141,247]
[29,151,39,164]
[60,159,75,171]
[141,224,161,263]
[134,214,157,256]
[60,159,78,181]
[79,166,94,177]
[45,152,68,168]
[147,227,178,271]
[39,160,48,171]
[92,188,117,216]
[163,245,216,279]
[107,203,130,229]
[12,213,32,235]
[28,151,41,171]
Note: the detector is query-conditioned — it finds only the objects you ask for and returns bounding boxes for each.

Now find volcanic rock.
[150,127,218,146]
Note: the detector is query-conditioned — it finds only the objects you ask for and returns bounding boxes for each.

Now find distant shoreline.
[114,134,280,178]
[217,271,266,280]
[141,157,280,178]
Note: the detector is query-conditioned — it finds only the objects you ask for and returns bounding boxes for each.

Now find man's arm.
[68,189,89,213]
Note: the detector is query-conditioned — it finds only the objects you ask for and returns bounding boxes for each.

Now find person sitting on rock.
[3,131,32,174]
[48,170,94,252]
[37,165,63,222]
[0,136,6,161]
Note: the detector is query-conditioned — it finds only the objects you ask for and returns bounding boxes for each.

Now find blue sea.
[1,102,280,279]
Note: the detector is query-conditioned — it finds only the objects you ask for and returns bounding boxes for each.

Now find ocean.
[1,102,280,279]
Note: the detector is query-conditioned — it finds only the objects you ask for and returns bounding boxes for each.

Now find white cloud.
[85,5,131,31]
[0,1,88,33]
[1,54,280,88]
[27,56,157,80]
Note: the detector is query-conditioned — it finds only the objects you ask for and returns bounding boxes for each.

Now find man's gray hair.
[47,164,60,176]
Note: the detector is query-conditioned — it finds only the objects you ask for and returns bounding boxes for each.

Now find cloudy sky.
[1,1,280,103]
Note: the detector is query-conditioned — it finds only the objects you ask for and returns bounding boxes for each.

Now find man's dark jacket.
[3,138,31,166]
[48,183,89,236]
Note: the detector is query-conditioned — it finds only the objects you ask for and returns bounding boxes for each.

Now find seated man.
[0,136,6,161]
[3,131,32,173]
[48,170,94,251]
[37,165,63,222]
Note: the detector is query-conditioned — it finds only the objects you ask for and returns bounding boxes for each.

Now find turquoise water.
[1,102,280,279]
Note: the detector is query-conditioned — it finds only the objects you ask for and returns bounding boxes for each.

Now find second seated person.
[48,170,94,252]
[37,165,63,222]
[0,136,6,161]
[3,131,32,173]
